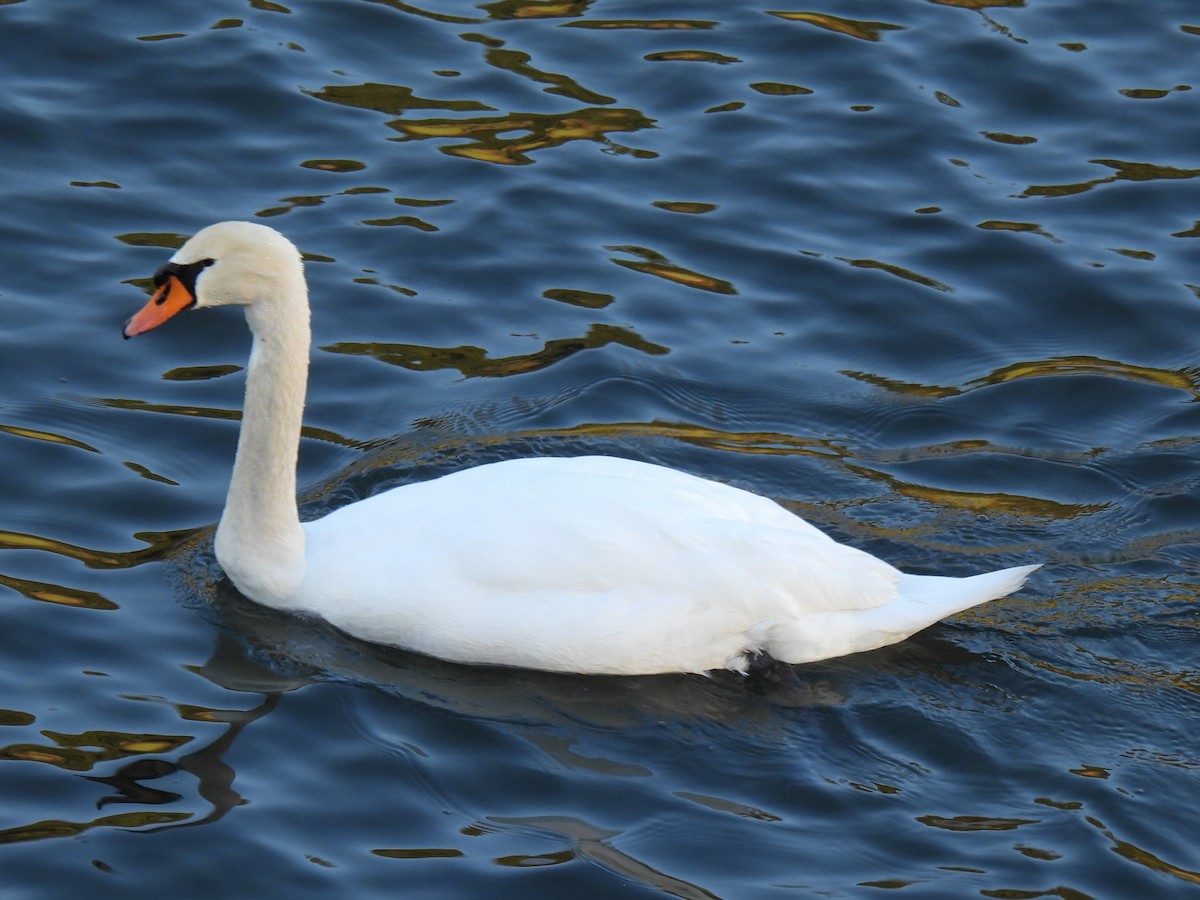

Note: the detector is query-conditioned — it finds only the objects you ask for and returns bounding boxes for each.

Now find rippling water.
[2,1,1199,896]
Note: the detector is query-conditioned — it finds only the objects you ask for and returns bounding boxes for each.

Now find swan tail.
[754,563,1040,666]
[897,563,1041,619]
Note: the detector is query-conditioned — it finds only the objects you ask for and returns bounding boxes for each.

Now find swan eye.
[153,258,215,297]
[124,258,215,338]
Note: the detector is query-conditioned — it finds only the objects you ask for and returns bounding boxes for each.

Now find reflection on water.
[4,0,1200,895]
[323,324,668,377]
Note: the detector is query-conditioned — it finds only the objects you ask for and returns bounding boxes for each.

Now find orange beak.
[123,274,195,338]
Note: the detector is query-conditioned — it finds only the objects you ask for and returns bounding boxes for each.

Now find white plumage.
[125,221,1038,676]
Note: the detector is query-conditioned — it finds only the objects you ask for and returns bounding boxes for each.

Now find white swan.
[124,221,1038,676]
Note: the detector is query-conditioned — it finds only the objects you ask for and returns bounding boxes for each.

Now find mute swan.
[124,221,1038,676]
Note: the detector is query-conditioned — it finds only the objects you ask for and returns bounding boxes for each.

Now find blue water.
[2,0,1199,896]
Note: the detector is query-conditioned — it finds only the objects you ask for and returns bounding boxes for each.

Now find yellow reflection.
[916,814,1038,831]
[750,82,814,95]
[608,245,737,295]
[481,0,591,18]
[0,423,99,453]
[472,41,614,104]
[387,107,654,164]
[845,462,1105,519]
[542,288,614,308]
[115,232,188,249]
[0,527,193,570]
[838,257,953,292]
[0,709,35,726]
[562,18,716,30]
[321,324,668,378]
[362,0,481,25]
[981,131,1037,145]
[652,201,717,214]
[1,730,191,772]
[845,355,1200,400]
[644,50,740,64]
[305,82,494,115]
[0,573,117,610]
[1022,159,1200,198]
[0,812,192,845]
[100,397,364,449]
[362,215,439,231]
[984,356,1200,396]
[977,219,1059,241]
[373,847,465,859]
[768,11,906,41]
[1119,85,1192,99]
[1092,818,1200,885]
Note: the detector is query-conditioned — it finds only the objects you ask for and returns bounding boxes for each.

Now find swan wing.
[294,457,902,673]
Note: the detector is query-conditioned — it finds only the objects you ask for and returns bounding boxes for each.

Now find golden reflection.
[1021,159,1200,199]
[462,34,614,104]
[362,215,439,230]
[562,18,716,30]
[0,811,192,844]
[100,397,365,448]
[981,131,1037,145]
[0,423,99,453]
[373,847,465,859]
[123,460,180,485]
[542,288,614,308]
[1,730,191,771]
[652,201,717,214]
[355,419,1058,538]
[977,220,1059,241]
[837,257,953,292]
[0,572,117,610]
[0,710,35,726]
[300,159,365,173]
[916,814,1038,831]
[0,527,194,570]
[115,232,188,249]
[0,692,280,842]
[481,0,591,18]
[845,354,1200,400]
[387,107,654,164]
[305,82,494,115]
[1111,247,1155,260]
[1091,817,1200,885]
[321,324,669,377]
[644,50,741,64]
[768,11,906,41]
[1119,85,1192,99]
[750,82,814,95]
[608,245,737,295]
[845,462,1103,519]
[362,0,481,25]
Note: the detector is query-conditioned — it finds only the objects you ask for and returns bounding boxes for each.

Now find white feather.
[128,222,1040,675]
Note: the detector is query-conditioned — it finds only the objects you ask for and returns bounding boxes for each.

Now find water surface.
[1,1,1198,896]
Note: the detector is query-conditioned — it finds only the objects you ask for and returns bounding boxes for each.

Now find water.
[1,0,1198,896]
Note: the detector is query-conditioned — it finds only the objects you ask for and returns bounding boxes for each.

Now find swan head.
[123,221,304,338]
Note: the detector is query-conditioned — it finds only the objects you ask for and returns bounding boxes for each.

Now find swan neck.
[215,281,310,603]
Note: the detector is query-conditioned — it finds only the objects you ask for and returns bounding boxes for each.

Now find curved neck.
[214,277,311,604]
